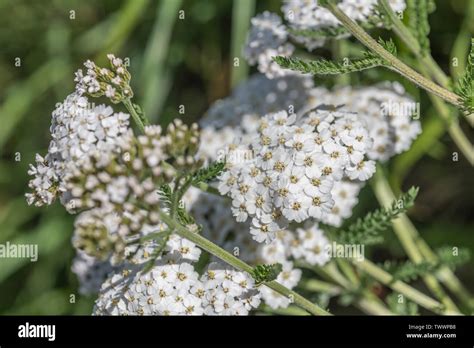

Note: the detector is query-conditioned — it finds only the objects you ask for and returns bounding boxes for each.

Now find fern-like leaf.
[252,263,283,286]
[157,184,173,208]
[274,55,384,76]
[191,161,226,185]
[436,246,471,270]
[275,38,396,76]
[455,38,474,114]
[383,259,435,282]
[336,187,419,245]
[405,0,432,55]
[380,246,470,283]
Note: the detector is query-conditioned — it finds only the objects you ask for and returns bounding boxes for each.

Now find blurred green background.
[0,0,472,314]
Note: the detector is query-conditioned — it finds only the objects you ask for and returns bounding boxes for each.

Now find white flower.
[292,224,331,266]
[243,12,296,78]
[26,92,130,208]
[219,108,374,243]
[249,215,279,244]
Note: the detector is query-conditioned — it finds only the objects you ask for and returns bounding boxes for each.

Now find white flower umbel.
[201,262,261,315]
[75,54,133,103]
[244,12,296,78]
[218,108,375,244]
[317,83,422,162]
[200,73,316,162]
[26,92,130,207]
[71,250,116,295]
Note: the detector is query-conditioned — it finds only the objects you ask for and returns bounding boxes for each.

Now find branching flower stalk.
[376,0,474,164]
[28,0,474,316]
[321,0,463,109]
[158,211,331,316]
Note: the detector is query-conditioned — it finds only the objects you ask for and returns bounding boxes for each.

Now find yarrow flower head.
[26,92,130,207]
[315,82,422,161]
[281,0,406,50]
[218,108,375,244]
[93,244,261,316]
[243,12,296,78]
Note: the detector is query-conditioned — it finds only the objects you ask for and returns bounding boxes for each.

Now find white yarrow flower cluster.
[26,92,130,207]
[243,12,296,78]
[316,83,422,161]
[282,0,406,49]
[93,240,261,315]
[75,54,133,103]
[219,109,375,244]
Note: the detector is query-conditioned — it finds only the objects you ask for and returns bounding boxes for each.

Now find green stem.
[377,0,450,87]
[372,166,473,310]
[351,259,452,314]
[194,181,222,196]
[122,98,146,133]
[159,211,331,316]
[378,0,474,149]
[324,1,462,108]
[425,91,474,165]
[261,304,310,316]
[299,262,395,315]
[300,279,341,295]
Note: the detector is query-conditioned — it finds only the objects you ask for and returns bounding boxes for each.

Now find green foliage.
[252,263,283,286]
[275,38,396,76]
[336,187,419,246]
[387,293,419,315]
[375,37,398,56]
[436,246,471,270]
[157,183,173,208]
[132,102,150,127]
[191,161,226,184]
[383,259,434,282]
[176,203,200,230]
[381,246,470,282]
[274,55,384,76]
[405,0,432,55]
[141,231,171,274]
[455,38,474,114]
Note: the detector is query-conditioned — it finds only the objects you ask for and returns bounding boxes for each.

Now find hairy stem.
[378,0,474,161]
[122,98,146,133]
[377,0,450,87]
[324,1,462,108]
[159,211,331,316]
[300,262,394,315]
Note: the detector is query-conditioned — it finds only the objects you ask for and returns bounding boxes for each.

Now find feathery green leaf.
[455,38,474,114]
[336,187,419,245]
[383,259,435,282]
[275,38,396,76]
[405,0,432,55]
[436,246,471,270]
[191,161,226,185]
[274,55,385,76]
[252,263,283,286]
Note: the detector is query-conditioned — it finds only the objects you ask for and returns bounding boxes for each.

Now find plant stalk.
[159,211,331,316]
[324,1,462,108]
